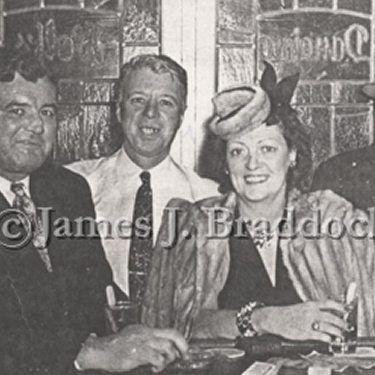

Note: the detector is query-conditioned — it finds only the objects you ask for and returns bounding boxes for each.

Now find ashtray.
[171,347,215,372]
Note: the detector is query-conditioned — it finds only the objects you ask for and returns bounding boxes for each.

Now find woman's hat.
[209,62,299,141]
[209,85,270,141]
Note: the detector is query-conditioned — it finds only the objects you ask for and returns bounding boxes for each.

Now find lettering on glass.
[260,24,369,64]
[7,13,120,78]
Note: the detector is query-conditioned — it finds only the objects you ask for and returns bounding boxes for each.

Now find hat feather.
[260,61,300,124]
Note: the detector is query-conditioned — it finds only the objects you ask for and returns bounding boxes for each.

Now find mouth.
[16,139,43,148]
[139,126,160,136]
[244,175,269,184]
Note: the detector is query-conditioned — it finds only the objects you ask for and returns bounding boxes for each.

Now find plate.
[171,348,214,371]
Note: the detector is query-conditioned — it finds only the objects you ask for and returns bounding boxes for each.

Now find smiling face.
[226,123,296,206]
[0,73,57,181]
[117,67,185,169]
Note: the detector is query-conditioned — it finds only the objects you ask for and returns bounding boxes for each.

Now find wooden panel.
[298,106,332,167]
[218,47,255,90]
[122,0,160,44]
[56,104,116,162]
[334,107,371,154]
[218,0,257,44]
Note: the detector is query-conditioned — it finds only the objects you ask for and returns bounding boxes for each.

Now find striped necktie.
[11,182,53,272]
[128,171,153,302]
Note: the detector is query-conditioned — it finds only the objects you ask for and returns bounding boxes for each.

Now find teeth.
[244,176,268,183]
[141,127,159,135]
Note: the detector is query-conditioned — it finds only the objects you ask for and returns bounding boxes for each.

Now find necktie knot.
[11,182,26,196]
[140,171,151,185]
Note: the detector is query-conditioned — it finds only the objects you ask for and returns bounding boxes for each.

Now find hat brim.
[209,86,271,141]
[362,83,375,99]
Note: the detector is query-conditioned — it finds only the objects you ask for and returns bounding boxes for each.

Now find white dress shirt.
[67,148,218,294]
[0,175,30,205]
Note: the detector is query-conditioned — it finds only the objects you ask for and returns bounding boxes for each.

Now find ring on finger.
[311,321,320,332]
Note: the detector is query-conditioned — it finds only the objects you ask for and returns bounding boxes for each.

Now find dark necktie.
[11,182,53,272]
[129,171,153,302]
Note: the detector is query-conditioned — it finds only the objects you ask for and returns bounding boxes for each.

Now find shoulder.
[167,193,232,212]
[311,144,375,195]
[34,162,95,210]
[290,189,364,222]
[185,169,219,197]
[65,149,121,179]
[35,162,89,189]
[169,159,219,200]
[164,193,235,227]
[316,144,374,173]
[299,189,352,207]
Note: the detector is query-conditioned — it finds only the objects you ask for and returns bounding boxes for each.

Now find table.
[92,337,375,375]
[124,355,375,375]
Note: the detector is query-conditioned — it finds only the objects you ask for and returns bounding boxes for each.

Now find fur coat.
[142,189,375,337]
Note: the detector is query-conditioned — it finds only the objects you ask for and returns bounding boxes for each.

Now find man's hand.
[76,325,188,373]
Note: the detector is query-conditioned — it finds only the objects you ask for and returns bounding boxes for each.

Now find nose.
[27,113,44,134]
[245,152,260,170]
[143,97,159,119]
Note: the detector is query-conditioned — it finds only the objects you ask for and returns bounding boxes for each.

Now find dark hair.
[118,54,188,108]
[0,48,54,84]
[199,109,313,194]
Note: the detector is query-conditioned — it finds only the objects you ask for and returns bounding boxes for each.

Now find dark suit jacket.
[0,162,113,375]
[311,143,375,210]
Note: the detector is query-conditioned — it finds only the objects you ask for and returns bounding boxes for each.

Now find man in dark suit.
[311,84,375,211]
[311,143,375,210]
[0,51,187,374]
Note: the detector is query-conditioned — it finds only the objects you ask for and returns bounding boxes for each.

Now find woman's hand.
[252,300,349,342]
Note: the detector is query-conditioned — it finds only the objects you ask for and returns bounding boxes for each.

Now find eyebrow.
[257,138,279,142]
[4,101,31,109]
[42,103,57,111]
[5,101,57,110]
[161,94,178,101]
[128,91,179,103]
[228,137,280,147]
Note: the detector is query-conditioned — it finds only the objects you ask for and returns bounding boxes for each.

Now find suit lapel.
[0,190,10,209]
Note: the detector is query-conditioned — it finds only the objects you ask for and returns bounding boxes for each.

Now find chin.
[245,194,269,203]
[13,155,48,174]
[243,186,268,200]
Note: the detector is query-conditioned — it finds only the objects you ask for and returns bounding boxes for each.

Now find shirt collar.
[0,175,30,204]
[120,146,173,177]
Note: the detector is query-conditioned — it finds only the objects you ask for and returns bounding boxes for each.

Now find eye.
[261,145,277,153]
[229,148,244,157]
[9,108,25,116]
[41,108,56,118]
[159,98,174,108]
[130,96,146,105]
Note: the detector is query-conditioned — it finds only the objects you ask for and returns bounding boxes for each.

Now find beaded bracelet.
[236,301,265,337]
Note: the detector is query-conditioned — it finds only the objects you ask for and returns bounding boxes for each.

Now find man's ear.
[289,148,297,167]
[179,113,185,128]
[115,102,121,123]
[179,104,187,127]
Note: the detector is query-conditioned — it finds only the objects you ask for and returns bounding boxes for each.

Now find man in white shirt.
[68,54,218,296]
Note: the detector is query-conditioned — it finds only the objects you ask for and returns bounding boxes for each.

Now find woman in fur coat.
[142,63,375,342]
